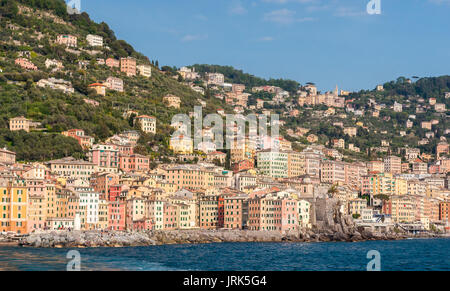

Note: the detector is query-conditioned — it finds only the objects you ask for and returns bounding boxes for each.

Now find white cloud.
[181,34,208,42]
[263,9,314,24]
[230,1,247,15]
[258,36,275,41]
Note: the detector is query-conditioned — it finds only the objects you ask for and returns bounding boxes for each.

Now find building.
[163,94,181,109]
[56,34,77,47]
[86,34,103,47]
[170,135,193,154]
[105,77,124,92]
[62,129,95,149]
[0,148,16,165]
[15,58,37,70]
[9,116,32,132]
[47,157,96,180]
[119,154,150,173]
[206,73,225,85]
[106,58,120,68]
[321,161,346,185]
[88,83,106,96]
[384,156,402,174]
[0,181,28,234]
[257,150,288,178]
[90,144,119,173]
[120,57,136,76]
[134,115,156,134]
[137,65,152,78]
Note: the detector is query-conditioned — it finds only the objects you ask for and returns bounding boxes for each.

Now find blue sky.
[81,0,450,92]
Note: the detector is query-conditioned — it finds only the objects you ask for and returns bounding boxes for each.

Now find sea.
[0,238,448,271]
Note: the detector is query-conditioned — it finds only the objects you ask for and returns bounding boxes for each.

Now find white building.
[86,34,103,47]
[137,65,152,78]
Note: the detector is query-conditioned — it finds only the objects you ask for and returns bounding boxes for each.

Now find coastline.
[0,229,444,249]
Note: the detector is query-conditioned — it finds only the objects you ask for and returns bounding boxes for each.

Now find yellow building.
[0,182,28,234]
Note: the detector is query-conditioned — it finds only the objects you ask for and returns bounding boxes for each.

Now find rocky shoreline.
[0,228,441,248]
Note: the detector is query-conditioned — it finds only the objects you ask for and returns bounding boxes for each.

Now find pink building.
[105,58,120,68]
[15,58,37,70]
[164,203,179,230]
[248,193,299,232]
[119,154,150,173]
[90,144,119,171]
[105,77,124,92]
[62,129,95,149]
[108,198,126,231]
[120,57,136,76]
[0,148,16,165]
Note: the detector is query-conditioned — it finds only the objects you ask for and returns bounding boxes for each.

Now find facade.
[105,77,124,92]
[163,95,181,109]
[88,83,106,96]
[120,57,136,76]
[62,129,95,149]
[90,144,120,173]
[86,34,103,47]
[56,34,77,47]
[135,115,156,134]
[384,156,402,174]
[0,148,16,165]
[0,182,28,234]
[137,65,152,77]
[257,150,288,178]
[47,157,96,180]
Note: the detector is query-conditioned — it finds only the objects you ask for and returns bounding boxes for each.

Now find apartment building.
[62,129,95,149]
[46,157,96,180]
[0,181,28,234]
[137,64,152,77]
[86,34,103,47]
[90,144,120,173]
[56,34,77,47]
[135,115,156,134]
[0,148,16,165]
[257,150,288,178]
[105,76,124,92]
[384,155,402,174]
[120,57,136,76]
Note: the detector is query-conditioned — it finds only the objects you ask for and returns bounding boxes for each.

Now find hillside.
[190,64,300,94]
[0,0,448,164]
[0,0,226,161]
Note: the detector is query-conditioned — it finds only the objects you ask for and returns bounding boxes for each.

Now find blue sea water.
[0,238,448,271]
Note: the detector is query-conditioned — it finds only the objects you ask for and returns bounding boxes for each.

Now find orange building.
[120,57,136,76]
[0,182,28,234]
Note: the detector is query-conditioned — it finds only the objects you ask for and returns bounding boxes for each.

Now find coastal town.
[1,3,449,241]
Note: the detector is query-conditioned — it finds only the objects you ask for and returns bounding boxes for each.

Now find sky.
[80,0,450,92]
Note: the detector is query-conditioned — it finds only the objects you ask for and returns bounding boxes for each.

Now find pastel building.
[0,182,28,234]
[90,144,120,173]
[62,129,95,149]
[86,34,103,47]
[56,34,77,47]
[120,57,136,76]
[0,148,16,165]
[15,58,37,70]
[88,83,106,96]
[105,77,124,92]
[135,115,156,134]
[137,65,152,77]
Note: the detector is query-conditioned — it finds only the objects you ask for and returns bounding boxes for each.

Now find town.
[0,3,449,239]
